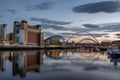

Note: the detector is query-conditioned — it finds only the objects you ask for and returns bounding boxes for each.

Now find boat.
[107,47,120,59]
[107,47,120,66]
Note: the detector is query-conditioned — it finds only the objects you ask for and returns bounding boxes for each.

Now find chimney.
[14,21,19,23]
[36,25,41,29]
[3,24,7,27]
[21,20,27,23]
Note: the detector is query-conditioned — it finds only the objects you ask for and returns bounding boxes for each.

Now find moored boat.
[107,47,120,59]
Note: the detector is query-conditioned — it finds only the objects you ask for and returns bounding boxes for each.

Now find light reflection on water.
[0,49,120,80]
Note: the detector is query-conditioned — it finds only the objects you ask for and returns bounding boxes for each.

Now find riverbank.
[0,45,78,50]
[0,45,107,51]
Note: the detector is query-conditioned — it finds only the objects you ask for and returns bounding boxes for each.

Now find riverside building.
[13,20,44,46]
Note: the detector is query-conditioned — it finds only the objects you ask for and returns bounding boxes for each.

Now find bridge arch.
[65,31,102,47]
[78,38,99,45]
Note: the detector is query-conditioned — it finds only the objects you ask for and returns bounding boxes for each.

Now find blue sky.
[0,0,120,41]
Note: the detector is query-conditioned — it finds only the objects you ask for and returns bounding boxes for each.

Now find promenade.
[0,45,107,51]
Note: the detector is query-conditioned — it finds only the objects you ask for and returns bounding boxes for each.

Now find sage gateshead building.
[13,20,44,46]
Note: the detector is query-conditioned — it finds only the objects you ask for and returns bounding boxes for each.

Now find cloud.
[0,15,3,17]
[115,33,120,36]
[61,32,107,38]
[31,18,72,25]
[41,24,84,38]
[40,21,120,39]
[41,24,84,32]
[6,9,17,14]
[116,37,120,38]
[80,19,91,22]
[44,32,54,35]
[72,1,120,13]
[92,33,107,37]
[83,24,100,28]
[61,33,72,35]
[104,36,110,38]
[60,33,73,37]
[26,2,54,11]
[76,33,107,37]
[44,32,55,38]
[100,22,120,32]
[82,22,120,32]
[41,24,66,30]
[42,22,120,39]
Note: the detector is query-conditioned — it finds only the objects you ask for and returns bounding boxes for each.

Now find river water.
[0,49,120,80]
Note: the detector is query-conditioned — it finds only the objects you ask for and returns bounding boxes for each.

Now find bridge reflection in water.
[0,49,120,79]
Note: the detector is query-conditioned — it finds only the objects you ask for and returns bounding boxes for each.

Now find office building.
[0,24,7,42]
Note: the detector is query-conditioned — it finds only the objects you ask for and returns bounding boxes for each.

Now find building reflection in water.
[0,49,119,78]
[45,50,64,59]
[12,50,44,77]
[0,52,6,72]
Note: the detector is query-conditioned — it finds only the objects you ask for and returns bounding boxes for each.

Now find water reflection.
[12,50,44,77]
[45,50,64,59]
[0,52,5,71]
[0,49,120,79]
[0,50,44,78]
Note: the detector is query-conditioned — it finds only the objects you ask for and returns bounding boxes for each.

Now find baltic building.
[13,20,44,46]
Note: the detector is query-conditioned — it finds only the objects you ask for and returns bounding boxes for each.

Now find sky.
[0,0,120,42]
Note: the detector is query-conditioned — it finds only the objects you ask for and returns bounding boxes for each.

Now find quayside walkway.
[0,45,107,51]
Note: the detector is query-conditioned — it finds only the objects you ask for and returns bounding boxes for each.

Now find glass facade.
[19,30,24,43]
[16,29,24,43]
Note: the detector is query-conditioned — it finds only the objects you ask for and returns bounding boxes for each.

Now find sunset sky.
[0,0,120,42]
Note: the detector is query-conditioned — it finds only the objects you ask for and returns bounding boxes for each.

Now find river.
[0,49,120,80]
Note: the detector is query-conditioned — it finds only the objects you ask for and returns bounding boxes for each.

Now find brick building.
[13,20,44,46]
[6,33,14,43]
